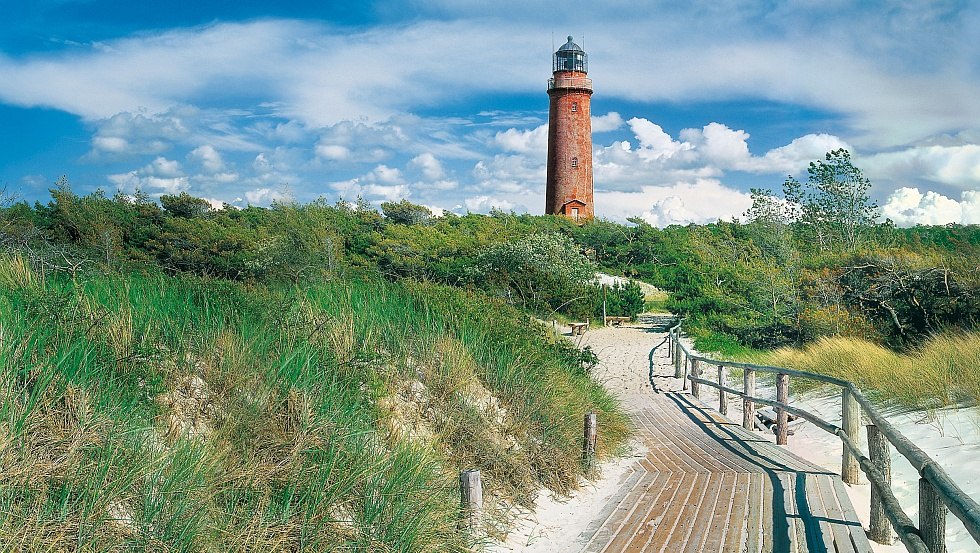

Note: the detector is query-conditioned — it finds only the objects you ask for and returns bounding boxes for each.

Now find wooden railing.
[667,323,980,553]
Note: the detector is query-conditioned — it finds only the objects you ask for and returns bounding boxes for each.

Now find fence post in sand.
[867,424,893,545]
[690,358,701,398]
[742,368,756,431]
[775,373,789,445]
[920,477,947,553]
[674,340,683,379]
[842,388,861,485]
[583,412,598,473]
[459,470,483,530]
[718,364,728,416]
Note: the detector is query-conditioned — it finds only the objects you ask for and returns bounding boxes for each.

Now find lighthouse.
[545,36,594,221]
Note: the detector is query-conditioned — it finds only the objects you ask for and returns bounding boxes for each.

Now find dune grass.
[753,333,980,410]
[0,254,629,551]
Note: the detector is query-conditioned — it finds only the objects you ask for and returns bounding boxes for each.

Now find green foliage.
[783,148,878,252]
[470,232,597,316]
[603,280,645,320]
[381,199,434,225]
[160,192,213,218]
[0,261,629,550]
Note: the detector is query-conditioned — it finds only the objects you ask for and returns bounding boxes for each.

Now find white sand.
[488,317,980,552]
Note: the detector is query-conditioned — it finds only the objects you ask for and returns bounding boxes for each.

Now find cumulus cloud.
[245,187,290,205]
[881,187,980,226]
[188,145,226,173]
[108,171,189,196]
[863,144,980,189]
[592,112,624,133]
[464,195,517,212]
[598,179,753,227]
[409,152,445,180]
[495,125,548,154]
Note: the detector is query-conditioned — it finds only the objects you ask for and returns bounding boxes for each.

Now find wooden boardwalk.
[578,392,873,553]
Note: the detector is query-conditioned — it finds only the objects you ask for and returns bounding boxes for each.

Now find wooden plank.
[722,472,753,553]
[602,471,686,551]
[832,476,875,553]
[659,472,714,552]
[804,473,839,553]
[595,471,672,551]
[698,471,739,553]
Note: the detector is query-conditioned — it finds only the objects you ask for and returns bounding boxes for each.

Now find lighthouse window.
[571,102,578,112]
[571,157,578,168]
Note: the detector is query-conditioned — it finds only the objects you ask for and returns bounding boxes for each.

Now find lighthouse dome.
[553,35,588,73]
[558,36,583,52]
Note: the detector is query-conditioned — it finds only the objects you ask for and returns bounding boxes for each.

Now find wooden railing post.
[867,424,893,545]
[583,412,597,473]
[775,373,789,445]
[674,339,683,379]
[743,368,756,431]
[459,470,483,530]
[920,477,948,553]
[690,358,700,398]
[717,365,728,416]
[842,388,861,484]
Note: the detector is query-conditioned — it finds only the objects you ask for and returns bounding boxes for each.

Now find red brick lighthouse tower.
[546,36,594,221]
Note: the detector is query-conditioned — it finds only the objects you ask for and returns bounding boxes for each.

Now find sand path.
[488,314,683,552]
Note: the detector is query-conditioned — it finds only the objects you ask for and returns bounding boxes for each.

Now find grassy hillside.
[0,254,629,551]
[753,333,980,410]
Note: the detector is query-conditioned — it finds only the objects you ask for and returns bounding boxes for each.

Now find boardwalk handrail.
[667,322,980,553]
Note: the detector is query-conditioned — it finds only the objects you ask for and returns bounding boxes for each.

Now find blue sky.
[2,0,979,225]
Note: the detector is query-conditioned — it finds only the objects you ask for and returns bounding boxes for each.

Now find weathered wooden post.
[459,470,483,530]
[690,358,701,398]
[841,388,861,484]
[717,364,728,416]
[674,339,683,379]
[775,373,789,445]
[583,412,597,473]
[682,356,690,391]
[743,368,756,431]
[867,424,893,545]
[919,477,947,553]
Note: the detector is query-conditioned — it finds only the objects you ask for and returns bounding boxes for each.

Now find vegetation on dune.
[0,254,628,550]
[2,146,979,548]
[754,333,980,411]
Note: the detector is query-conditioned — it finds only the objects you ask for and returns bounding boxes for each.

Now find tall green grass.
[754,334,980,410]
[0,254,628,550]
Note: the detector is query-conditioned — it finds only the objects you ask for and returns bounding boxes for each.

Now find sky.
[2,0,979,226]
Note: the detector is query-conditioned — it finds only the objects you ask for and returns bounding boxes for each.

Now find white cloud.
[188,145,226,173]
[108,171,189,195]
[592,112,624,133]
[245,187,290,205]
[143,157,183,178]
[316,144,351,160]
[409,152,445,180]
[754,134,850,174]
[881,187,980,226]
[495,125,548,154]
[628,118,690,160]
[598,179,753,226]
[464,195,516,212]
[684,122,752,168]
[863,144,980,189]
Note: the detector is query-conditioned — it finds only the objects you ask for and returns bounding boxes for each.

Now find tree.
[380,200,434,225]
[783,149,878,252]
[161,192,212,218]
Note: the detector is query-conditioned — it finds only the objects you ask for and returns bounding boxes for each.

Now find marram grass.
[0,254,628,551]
[756,333,980,410]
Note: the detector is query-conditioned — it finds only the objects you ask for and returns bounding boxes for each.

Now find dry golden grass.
[759,332,980,409]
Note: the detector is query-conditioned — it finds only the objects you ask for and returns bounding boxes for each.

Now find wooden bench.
[604,316,631,326]
[569,321,590,336]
